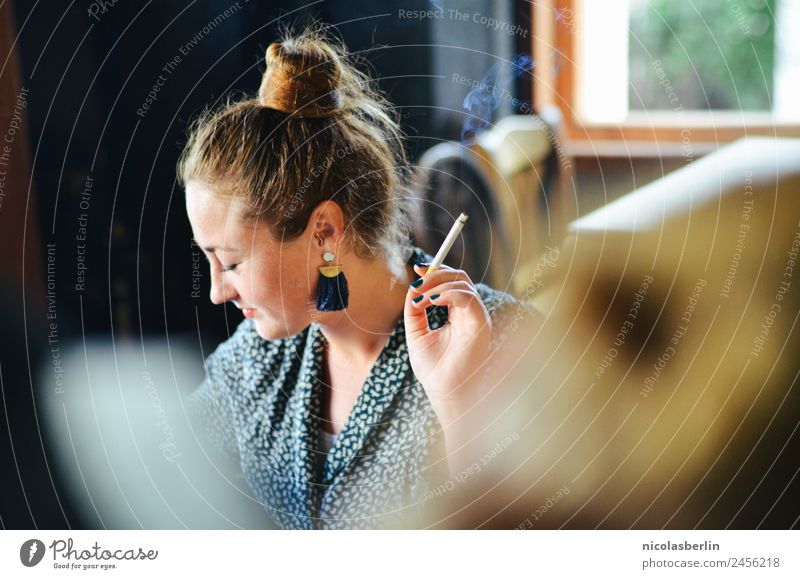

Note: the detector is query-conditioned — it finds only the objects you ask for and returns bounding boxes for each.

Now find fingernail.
[415,262,430,268]
[412,294,424,303]
[410,278,423,288]
[429,293,440,300]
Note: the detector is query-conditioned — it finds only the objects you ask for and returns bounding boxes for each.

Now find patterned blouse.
[188,246,538,529]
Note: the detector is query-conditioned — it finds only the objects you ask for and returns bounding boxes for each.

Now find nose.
[209,267,238,305]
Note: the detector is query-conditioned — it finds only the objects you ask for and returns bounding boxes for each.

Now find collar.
[295,245,440,517]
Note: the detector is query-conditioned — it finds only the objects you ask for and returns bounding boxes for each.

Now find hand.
[404,263,492,421]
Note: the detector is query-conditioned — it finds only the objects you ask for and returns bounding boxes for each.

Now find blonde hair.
[177,26,411,261]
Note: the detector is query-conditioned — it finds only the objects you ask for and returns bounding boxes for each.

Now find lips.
[241,308,257,318]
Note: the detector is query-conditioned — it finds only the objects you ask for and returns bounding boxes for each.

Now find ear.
[307,200,346,249]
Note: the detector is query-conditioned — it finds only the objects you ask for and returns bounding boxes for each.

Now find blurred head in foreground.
[415,138,800,529]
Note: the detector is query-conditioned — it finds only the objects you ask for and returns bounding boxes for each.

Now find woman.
[180,27,541,529]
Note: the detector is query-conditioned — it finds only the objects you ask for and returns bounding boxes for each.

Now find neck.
[315,251,413,365]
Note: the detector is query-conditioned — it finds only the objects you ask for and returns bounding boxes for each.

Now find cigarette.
[426,213,468,273]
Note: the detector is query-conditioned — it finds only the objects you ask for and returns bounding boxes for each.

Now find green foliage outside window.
[628,0,776,111]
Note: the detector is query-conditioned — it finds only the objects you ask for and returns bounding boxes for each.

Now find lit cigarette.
[426,213,468,273]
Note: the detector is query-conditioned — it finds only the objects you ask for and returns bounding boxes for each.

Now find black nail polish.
[415,261,430,267]
[412,294,424,303]
[410,278,423,288]
[430,293,440,300]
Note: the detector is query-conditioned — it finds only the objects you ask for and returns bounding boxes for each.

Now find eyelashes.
[200,251,239,273]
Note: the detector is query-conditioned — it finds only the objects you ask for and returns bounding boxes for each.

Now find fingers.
[406,263,483,338]
[425,289,480,310]
[417,289,492,332]
[410,280,474,308]
[410,263,472,296]
[404,283,432,339]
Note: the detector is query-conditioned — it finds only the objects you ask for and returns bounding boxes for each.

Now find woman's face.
[185,180,317,340]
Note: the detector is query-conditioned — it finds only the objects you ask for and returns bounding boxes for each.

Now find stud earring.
[316,250,349,311]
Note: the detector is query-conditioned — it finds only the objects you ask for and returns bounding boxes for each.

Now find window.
[533,0,800,152]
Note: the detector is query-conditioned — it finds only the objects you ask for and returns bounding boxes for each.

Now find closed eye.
[222,263,239,273]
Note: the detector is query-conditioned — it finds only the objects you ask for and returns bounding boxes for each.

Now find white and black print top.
[187,246,540,529]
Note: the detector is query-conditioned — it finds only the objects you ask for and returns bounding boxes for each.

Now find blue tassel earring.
[316,251,349,311]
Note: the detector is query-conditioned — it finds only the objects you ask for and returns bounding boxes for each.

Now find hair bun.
[259,38,344,117]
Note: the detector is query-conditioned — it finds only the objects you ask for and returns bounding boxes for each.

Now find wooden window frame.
[532,0,800,157]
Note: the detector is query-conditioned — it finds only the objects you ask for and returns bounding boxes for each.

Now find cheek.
[251,262,313,309]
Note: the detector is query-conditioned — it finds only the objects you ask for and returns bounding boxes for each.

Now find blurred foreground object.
[40,337,276,529]
[420,137,800,529]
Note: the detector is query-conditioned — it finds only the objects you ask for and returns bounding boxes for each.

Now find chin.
[253,316,305,341]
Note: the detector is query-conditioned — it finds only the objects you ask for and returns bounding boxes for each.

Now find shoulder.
[475,282,542,324]
[407,244,542,328]
[474,282,544,349]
